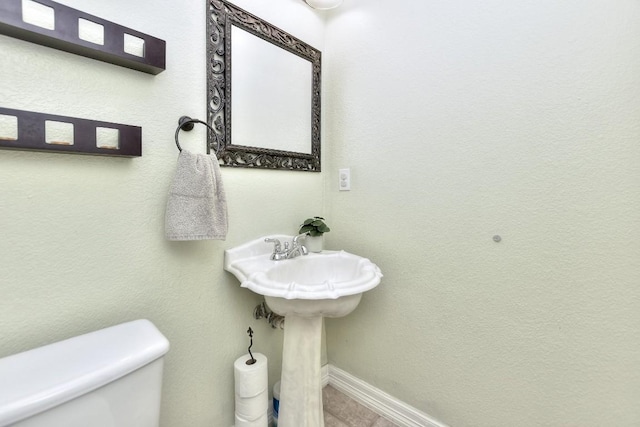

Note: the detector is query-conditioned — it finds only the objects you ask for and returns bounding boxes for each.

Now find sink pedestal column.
[278,314,324,427]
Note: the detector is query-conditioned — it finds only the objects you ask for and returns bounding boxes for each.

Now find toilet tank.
[0,319,170,427]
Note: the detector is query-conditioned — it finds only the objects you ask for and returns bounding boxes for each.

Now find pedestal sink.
[224,235,383,427]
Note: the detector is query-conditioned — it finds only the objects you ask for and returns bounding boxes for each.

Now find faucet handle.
[265,238,286,260]
[264,237,281,251]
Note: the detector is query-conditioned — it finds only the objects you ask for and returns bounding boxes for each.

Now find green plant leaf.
[299,216,329,236]
[299,224,314,234]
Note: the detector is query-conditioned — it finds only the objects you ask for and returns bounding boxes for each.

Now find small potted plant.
[298,216,330,252]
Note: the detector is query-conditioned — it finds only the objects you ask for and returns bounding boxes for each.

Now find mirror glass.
[231,26,312,154]
[207,1,321,171]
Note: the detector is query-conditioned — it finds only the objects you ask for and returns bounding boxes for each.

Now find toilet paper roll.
[22,0,55,30]
[234,353,268,398]
[235,411,268,427]
[235,389,268,419]
[78,18,105,45]
[124,34,146,57]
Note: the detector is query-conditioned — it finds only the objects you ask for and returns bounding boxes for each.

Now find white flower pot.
[304,235,323,253]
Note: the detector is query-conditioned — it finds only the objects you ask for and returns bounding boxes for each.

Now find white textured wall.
[0,0,324,426]
[324,1,640,426]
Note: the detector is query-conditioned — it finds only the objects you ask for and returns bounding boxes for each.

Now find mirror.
[207,1,321,171]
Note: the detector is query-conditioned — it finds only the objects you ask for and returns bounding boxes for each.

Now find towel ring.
[174,116,219,155]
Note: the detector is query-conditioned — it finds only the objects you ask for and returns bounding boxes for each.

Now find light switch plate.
[339,168,351,191]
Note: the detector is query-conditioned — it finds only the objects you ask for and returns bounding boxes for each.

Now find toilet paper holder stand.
[246,327,257,365]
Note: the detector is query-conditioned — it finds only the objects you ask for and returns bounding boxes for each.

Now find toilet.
[0,319,170,427]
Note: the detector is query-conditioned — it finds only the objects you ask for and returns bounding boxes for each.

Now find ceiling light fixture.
[303,0,343,10]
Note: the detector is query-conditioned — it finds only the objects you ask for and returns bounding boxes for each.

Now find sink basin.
[264,294,363,318]
[224,235,383,301]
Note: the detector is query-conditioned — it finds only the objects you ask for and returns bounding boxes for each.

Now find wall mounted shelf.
[0,0,166,74]
[0,107,142,157]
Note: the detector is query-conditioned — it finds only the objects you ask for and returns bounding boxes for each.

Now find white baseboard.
[326,364,449,427]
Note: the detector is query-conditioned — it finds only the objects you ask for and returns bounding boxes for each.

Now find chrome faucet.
[287,233,309,259]
[264,234,309,261]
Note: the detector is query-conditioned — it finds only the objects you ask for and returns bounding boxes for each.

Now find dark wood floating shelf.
[0,107,142,157]
[0,0,165,74]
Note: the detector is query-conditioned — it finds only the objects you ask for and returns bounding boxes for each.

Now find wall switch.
[339,168,351,191]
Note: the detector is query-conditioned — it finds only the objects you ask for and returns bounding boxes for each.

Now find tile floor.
[322,385,398,427]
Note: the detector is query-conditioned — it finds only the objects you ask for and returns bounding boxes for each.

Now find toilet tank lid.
[0,319,170,426]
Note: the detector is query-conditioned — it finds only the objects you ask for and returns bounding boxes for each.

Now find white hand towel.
[165,150,228,240]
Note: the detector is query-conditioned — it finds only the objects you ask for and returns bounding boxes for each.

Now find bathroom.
[0,0,638,426]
